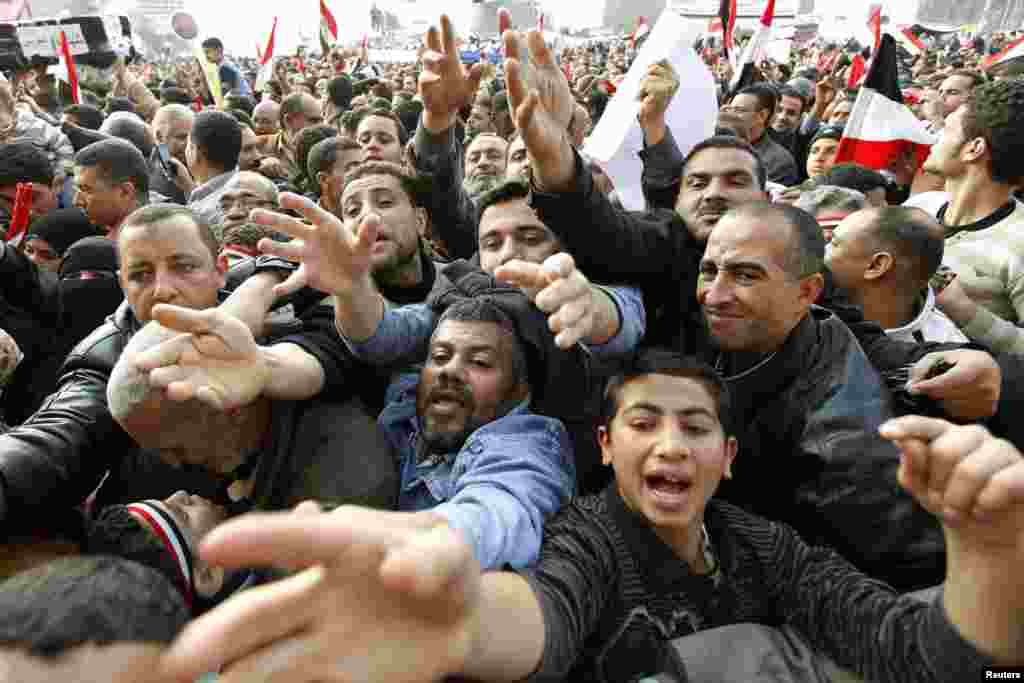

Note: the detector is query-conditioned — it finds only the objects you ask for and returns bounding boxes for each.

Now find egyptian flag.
[895,27,926,57]
[728,0,774,95]
[320,0,338,55]
[833,34,935,172]
[537,12,544,33]
[866,4,882,54]
[846,53,866,89]
[256,17,277,91]
[719,0,737,63]
[983,35,1024,70]
[629,16,650,49]
[56,30,79,105]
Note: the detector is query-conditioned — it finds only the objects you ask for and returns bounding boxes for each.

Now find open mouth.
[644,473,692,508]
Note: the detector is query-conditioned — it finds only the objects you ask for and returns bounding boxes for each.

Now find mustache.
[426,377,473,406]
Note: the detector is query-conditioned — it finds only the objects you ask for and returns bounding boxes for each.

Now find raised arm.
[413,15,484,260]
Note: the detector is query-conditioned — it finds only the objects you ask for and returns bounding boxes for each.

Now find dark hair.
[822,163,888,195]
[343,161,424,207]
[776,85,806,112]
[476,179,531,225]
[0,141,54,187]
[201,37,224,51]
[226,108,254,129]
[100,111,153,158]
[106,96,136,115]
[356,107,410,146]
[224,93,255,116]
[733,201,824,279]
[63,103,105,130]
[682,136,767,191]
[75,138,149,201]
[191,110,242,173]
[120,203,220,260]
[393,99,423,138]
[0,555,189,657]
[961,79,1024,185]
[86,506,187,604]
[734,83,778,118]
[601,350,732,435]
[308,135,361,180]
[293,125,338,190]
[327,76,353,111]
[435,297,529,387]
[160,86,193,106]
[866,207,945,289]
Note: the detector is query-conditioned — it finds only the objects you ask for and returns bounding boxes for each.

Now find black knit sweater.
[521,486,991,683]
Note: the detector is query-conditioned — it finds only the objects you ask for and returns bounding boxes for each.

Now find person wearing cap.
[21,208,103,273]
[86,493,239,613]
[805,125,844,181]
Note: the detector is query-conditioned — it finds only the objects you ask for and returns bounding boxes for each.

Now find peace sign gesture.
[419,14,484,133]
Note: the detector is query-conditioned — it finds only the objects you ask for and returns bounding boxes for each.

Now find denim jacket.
[379,373,576,570]
[343,286,645,370]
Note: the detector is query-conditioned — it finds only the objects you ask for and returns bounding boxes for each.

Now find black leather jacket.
[0,301,139,534]
[0,256,327,535]
[714,309,943,590]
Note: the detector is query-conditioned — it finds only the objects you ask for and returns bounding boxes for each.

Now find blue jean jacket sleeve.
[341,303,437,367]
[584,285,646,360]
[432,413,576,570]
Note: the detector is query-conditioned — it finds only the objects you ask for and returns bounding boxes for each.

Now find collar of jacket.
[716,310,819,399]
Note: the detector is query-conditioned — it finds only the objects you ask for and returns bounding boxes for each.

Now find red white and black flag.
[866,3,882,54]
[834,33,935,172]
[320,0,338,55]
[728,0,774,95]
[719,0,737,64]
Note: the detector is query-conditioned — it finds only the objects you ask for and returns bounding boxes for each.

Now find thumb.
[542,252,576,282]
[355,213,381,254]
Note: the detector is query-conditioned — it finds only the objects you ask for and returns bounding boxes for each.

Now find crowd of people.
[0,10,1022,683]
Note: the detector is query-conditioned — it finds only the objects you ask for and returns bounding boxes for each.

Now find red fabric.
[867,4,882,53]
[261,17,277,66]
[3,184,31,243]
[58,30,79,105]
[835,137,931,173]
[320,0,338,41]
[847,54,866,89]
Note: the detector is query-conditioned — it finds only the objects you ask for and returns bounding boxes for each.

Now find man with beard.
[129,292,576,571]
[462,133,507,201]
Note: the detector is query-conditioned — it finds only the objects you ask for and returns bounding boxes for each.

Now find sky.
[184,0,906,56]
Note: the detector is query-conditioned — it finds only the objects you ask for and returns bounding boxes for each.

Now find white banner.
[584,10,718,211]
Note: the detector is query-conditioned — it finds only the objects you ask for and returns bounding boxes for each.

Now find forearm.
[583,286,620,346]
[333,277,385,344]
[462,572,546,682]
[943,532,1024,664]
[261,342,325,400]
[954,301,1024,356]
[219,272,284,338]
[342,303,435,367]
[413,121,477,260]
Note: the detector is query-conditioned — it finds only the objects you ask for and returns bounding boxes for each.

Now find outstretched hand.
[133,304,270,412]
[881,416,1024,547]
[494,252,598,349]
[252,193,378,299]
[503,29,576,192]
[158,507,480,683]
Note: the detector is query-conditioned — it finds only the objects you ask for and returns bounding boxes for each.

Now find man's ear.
[193,562,224,599]
[864,252,895,281]
[722,435,738,480]
[798,272,825,307]
[414,206,428,236]
[598,425,613,466]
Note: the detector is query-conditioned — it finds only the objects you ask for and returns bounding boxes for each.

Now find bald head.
[280,93,323,135]
[252,99,280,136]
[107,321,266,475]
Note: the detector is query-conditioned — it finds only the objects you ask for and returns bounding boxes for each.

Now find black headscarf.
[26,208,103,257]
[58,236,123,349]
